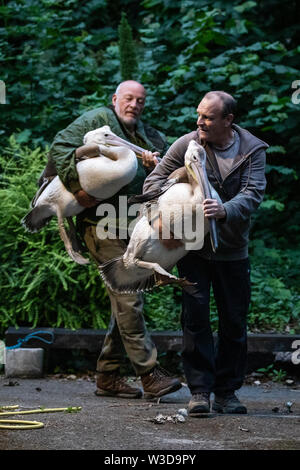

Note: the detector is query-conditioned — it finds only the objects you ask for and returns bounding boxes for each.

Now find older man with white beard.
[41,80,182,400]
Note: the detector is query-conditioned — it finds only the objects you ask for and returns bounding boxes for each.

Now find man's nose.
[129,99,138,108]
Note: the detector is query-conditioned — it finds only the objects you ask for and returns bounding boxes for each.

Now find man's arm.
[48,113,110,207]
[48,117,89,194]
[48,113,107,195]
[223,148,267,223]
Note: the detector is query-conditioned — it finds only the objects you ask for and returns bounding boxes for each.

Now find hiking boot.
[141,366,182,399]
[212,392,247,414]
[188,392,211,416]
[95,371,142,398]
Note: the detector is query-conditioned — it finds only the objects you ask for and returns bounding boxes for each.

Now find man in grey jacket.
[143,91,268,415]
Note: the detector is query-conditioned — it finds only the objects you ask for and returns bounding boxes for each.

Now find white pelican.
[99,140,220,293]
[22,126,149,265]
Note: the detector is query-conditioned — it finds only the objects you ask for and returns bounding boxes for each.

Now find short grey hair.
[204,91,237,118]
[114,80,146,96]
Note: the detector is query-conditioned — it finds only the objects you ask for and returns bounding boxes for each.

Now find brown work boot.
[141,366,182,399]
[95,371,142,398]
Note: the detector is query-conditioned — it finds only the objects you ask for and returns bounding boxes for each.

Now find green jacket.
[45,106,168,224]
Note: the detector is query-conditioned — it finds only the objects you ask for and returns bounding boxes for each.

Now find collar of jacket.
[196,123,269,183]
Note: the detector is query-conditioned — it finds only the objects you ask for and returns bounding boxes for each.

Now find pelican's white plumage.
[99,140,219,293]
[22,126,143,264]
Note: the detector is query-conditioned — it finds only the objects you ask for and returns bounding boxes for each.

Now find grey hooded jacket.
[143,124,268,261]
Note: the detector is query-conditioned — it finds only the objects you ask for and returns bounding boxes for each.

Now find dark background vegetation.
[0,0,299,337]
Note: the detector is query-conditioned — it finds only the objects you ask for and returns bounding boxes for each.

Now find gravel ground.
[0,374,299,452]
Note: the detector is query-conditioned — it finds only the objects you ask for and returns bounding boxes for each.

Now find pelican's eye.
[192,155,198,161]
[104,133,109,137]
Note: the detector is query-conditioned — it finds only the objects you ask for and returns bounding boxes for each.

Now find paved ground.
[0,373,299,452]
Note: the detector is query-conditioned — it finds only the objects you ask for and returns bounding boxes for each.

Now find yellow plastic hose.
[0,405,81,429]
[0,419,44,429]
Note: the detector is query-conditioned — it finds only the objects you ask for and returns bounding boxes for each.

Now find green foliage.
[118,13,138,81]
[0,0,120,145]
[138,1,299,147]
[144,269,182,331]
[0,138,111,336]
[247,240,300,333]
[0,0,299,334]
[257,364,287,383]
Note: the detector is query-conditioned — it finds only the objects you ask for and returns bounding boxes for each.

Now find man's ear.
[112,94,117,107]
[224,113,234,127]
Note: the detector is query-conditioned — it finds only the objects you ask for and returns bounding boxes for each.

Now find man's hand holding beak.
[141,150,160,170]
[74,190,98,208]
[203,199,226,220]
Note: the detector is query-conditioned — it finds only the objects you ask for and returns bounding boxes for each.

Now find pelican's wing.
[128,177,179,204]
[99,257,196,294]
[99,257,156,294]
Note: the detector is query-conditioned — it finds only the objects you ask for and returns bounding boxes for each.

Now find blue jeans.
[177,254,251,395]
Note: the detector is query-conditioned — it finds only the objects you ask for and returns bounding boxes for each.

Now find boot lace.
[152,365,173,378]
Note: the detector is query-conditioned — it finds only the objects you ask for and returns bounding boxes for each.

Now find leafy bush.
[0,137,111,335]
[144,269,182,331]
[247,240,300,333]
